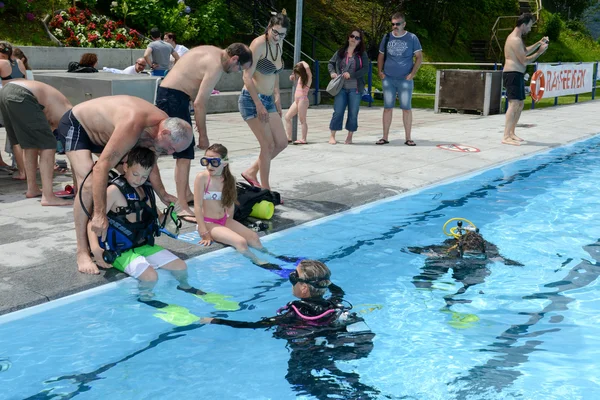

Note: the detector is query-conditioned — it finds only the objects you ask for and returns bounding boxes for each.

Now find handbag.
[326,74,344,96]
[326,55,351,96]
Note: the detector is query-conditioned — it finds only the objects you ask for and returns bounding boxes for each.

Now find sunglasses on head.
[288,270,330,288]
[349,34,361,41]
[392,22,404,26]
[200,157,225,167]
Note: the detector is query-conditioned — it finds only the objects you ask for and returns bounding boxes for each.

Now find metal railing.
[310,58,597,112]
[312,61,503,107]
[489,0,543,61]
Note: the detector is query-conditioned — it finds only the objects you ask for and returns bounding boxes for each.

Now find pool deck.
[1,100,599,315]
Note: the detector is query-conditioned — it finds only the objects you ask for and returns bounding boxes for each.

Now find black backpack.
[382,33,391,69]
[234,182,281,222]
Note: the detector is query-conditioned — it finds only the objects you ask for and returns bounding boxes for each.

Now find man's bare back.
[72,95,168,146]
[160,46,225,100]
[7,79,72,129]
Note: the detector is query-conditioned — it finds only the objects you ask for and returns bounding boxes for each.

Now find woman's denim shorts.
[238,89,277,121]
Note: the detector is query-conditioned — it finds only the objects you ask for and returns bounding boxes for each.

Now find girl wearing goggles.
[193,144,278,269]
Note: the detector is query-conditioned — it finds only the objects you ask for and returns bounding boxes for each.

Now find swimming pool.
[2,136,600,399]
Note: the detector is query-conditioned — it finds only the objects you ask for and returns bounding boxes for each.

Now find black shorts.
[503,71,525,101]
[56,110,105,154]
[155,86,195,160]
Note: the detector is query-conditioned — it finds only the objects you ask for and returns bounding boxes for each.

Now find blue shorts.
[238,89,277,121]
[155,86,195,160]
[383,77,414,110]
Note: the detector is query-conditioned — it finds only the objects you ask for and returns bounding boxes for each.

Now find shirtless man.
[55,95,193,274]
[156,43,253,221]
[503,13,548,146]
[0,80,73,206]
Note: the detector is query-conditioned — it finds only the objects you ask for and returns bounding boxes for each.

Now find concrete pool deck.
[1,100,599,315]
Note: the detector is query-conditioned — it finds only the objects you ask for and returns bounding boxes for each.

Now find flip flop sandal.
[241,173,261,188]
[376,139,389,145]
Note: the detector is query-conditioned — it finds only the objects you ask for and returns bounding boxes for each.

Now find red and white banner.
[535,63,595,98]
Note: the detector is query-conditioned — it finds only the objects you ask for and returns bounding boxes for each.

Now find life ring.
[530,70,545,102]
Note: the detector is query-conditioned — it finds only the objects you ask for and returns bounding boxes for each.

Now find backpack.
[382,33,391,69]
[234,182,281,222]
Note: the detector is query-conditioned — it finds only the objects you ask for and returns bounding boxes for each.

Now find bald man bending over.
[55,95,193,274]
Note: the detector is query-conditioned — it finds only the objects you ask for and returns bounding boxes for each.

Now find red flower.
[87,33,99,42]
[115,33,127,42]
[87,23,96,30]
[103,30,113,39]
[68,7,77,16]
[84,9,92,17]
[117,20,124,27]
[126,40,136,48]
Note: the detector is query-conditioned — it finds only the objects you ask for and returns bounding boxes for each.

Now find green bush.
[565,19,591,37]
[414,65,437,93]
[545,13,564,41]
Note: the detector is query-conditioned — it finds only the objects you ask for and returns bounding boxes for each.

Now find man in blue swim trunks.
[55,95,193,275]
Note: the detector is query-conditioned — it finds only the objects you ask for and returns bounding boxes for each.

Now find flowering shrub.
[49,7,147,48]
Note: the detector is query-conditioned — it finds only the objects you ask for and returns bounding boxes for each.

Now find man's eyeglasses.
[288,270,330,288]
[200,157,225,167]
[392,22,405,26]
[349,34,361,41]
[271,28,287,38]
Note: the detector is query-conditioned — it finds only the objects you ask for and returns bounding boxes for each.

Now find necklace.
[267,40,279,62]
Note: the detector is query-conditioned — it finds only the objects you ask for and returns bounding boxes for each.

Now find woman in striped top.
[238,10,290,191]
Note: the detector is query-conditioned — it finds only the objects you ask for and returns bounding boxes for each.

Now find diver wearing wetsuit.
[203,260,380,400]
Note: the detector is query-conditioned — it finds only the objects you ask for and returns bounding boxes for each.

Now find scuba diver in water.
[201,259,380,400]
[85,147,238,311]
[408,218,523,308]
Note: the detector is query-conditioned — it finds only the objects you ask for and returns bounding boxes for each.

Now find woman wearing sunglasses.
[193,143,278,268]
[200,259,378,398]
[327,29,370,145]
[238,10,290,190]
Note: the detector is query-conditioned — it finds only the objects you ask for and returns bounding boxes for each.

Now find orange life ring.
[530,70,546,102]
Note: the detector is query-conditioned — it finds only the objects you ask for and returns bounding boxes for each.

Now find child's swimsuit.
[294,79,310,103]
[203,174,228,226]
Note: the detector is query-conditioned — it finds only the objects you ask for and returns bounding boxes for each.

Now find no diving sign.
[437,144,480,153]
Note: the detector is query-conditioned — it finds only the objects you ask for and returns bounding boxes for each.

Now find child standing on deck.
[285,61,312,145]
[193,143,281,270]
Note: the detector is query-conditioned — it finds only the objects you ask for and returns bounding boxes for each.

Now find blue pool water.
[3,136,600,399]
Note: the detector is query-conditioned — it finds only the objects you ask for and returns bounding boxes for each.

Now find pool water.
[2,136,600,400]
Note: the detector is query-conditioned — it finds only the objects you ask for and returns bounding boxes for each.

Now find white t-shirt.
[174,44,189,58]
[169,44,190,68]
[122,65,138,75]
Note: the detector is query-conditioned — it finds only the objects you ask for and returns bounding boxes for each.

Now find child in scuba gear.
[199,259,378,399]
[193,143,281,271]
[408,226,523,309]
[86,147,205,301]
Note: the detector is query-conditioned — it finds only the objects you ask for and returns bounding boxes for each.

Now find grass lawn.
[0,16,56,46]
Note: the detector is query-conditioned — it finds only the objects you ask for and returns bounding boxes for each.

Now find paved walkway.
[1,101,599,314]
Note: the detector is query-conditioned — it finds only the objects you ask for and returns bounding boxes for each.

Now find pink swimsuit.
[203,175,228,226]
[294,79,310,103]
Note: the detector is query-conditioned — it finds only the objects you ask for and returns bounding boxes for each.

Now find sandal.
[293,140,307,145]
[241,172,261,188]
[375,138,389,145]
[404,140,416,146]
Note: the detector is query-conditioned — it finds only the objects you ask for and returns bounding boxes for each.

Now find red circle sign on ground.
[436,144,481,153]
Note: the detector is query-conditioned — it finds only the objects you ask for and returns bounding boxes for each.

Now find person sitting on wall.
[67,53,99,73]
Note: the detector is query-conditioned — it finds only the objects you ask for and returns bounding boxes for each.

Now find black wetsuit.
[210,283,380,400]
[409,238,523,307]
